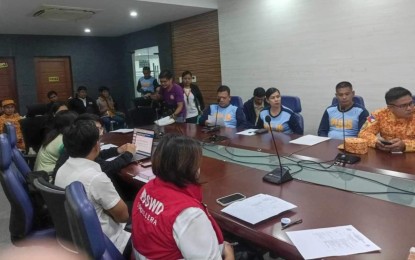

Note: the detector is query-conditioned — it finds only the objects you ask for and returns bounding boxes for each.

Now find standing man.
[150,69,185,122]
[318,81,369,139]
[359,87,415,152]
[136,66,159,97]
[46,90,58,112]
[199,85,248,129]
[68,86,99,115]
[243,87,268,126]
[55,120,131,255]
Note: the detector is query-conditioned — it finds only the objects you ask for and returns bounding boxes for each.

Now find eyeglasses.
[388,101,415,109]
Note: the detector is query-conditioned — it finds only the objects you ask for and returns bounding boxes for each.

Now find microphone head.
[265,115,271,123]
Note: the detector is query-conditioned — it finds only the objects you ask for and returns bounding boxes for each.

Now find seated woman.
[180,70,205,123]
[34,110,78,173]
[131,134,234,260]
[96,86,125,131]
[256,88,303,134]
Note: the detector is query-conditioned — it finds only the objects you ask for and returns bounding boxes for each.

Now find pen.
[282,219,303,230]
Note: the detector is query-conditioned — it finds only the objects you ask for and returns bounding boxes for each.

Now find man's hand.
[376,138,405,152]
[117,143,136,154]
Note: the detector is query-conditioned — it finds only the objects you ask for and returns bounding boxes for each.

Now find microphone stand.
[262,116,293,185]
[335,107,360,164]
[154,107,164,139]
[208,105,227,142]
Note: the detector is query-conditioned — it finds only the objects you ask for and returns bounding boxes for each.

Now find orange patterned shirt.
[0,113,25,150]
[358,108,415,152]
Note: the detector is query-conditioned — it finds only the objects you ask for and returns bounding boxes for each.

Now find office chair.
[230,96,244,109]
[3,123,33,176]
[0,134,55,245]
[64,181,124,260]
[26,103,48,118]
[127,107,156,127]
[281,95,304,133]
[331,95,365,107]
[33,177,76,252]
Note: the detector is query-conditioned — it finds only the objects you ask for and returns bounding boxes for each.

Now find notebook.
[131,128,155,162]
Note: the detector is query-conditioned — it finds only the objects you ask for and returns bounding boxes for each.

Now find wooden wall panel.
[172,11,221,106]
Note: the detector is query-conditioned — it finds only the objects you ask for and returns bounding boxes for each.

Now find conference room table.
[101,124,415,259]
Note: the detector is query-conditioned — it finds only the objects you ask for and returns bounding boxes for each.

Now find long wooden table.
[102,124,415,259]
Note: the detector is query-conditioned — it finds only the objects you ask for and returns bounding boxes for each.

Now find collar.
[67,157,102,172]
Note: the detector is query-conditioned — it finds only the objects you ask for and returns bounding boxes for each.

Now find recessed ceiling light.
[130,11,138,17]
[84,28,91,33]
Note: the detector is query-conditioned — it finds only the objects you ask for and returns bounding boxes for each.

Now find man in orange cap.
[0,99,25,150]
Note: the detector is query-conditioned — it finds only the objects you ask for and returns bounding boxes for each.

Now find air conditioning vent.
[32,4,100,21]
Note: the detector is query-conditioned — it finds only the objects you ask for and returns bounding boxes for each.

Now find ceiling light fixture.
[130,11,138,17]
[84,28,91,33]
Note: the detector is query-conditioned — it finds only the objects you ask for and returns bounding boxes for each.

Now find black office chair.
[33,177,76,251]
[0,134,55,245]
[127,107,156,127]
[64,181,124,260]
[26,104,48,118]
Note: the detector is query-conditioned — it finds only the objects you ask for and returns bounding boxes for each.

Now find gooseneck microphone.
[335,107,360,164]
[154,107,164,139]
[262,115,293,185]
[209,104,227,142]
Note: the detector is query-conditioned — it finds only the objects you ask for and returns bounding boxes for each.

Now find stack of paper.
[154,116,175,126]
[221,193,297,224]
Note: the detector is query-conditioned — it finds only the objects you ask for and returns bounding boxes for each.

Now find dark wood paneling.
[0,58,18,107]
[172,11,221,106]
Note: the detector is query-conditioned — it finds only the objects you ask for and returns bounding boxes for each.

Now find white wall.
[218,0,415,134]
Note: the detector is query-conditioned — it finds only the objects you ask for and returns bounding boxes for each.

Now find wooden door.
[34,57,73,103]
[0,57,18,106]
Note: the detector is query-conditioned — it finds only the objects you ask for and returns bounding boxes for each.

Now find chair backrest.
[331,95,365,107]
[281,95,302,113]
[127,107,156,127]
[33,177,74,249]
[3,123,31,178]
[19,115,48,153]
[0,134,54,244]
[26,104,48,118]
[64,181,123,260]
[230,96,243,109]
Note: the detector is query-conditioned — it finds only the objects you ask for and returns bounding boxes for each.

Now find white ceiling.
[0,0,217,37]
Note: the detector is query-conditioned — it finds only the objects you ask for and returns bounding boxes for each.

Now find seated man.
[68,86,99,115]
[243,87,268,126]
[0,99,25,150]
[359,86,415,152]
[318,81,369,139]
[199,85,248,128]
[54,120,131,255]
[46,90,59,113]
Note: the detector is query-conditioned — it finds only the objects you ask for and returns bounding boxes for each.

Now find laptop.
[131,128,155,162]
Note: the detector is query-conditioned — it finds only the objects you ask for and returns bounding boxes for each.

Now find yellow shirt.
[358,108,415,152]
[0,113,25,150]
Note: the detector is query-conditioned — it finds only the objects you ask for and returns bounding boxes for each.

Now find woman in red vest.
[131,134,235,259]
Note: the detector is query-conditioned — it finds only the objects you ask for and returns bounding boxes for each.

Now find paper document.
[100,144,118,150]
[286,225,381,259]
[154,116,175,126]
[221,193,297,224]
[133,167,156,183]
[236,129,257,136]
[289,135,330,146]
[110,128,134,133]
[207,115,225,127]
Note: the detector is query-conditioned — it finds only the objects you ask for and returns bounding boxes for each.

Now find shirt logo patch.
[170,94,174,100]
[367,115,376,123]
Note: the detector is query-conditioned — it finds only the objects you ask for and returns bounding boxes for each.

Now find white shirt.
[55,157,130,253]
[184,88,199,119]
[134,207,223,260]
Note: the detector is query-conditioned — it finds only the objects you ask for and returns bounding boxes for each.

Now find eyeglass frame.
[387,101,415,109]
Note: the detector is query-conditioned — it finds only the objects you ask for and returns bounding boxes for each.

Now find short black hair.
[63,120,99,158]
[253,87,266,97]
[217,85,230,95]
[181,70,192,78]
[335,81,353,91]
[47,90,57,99]
[385,87,412,104]
[151,134,202,188]
[265,87,280,99]
[77,86,87,92]
[98,86,109,93]
[43,110,78,147]
[142,66,150,71]
[49,101,68,115]
[75,113,101,124]
[159,69,173,80]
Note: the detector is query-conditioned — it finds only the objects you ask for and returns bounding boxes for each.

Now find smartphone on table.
[216,193,246,206]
